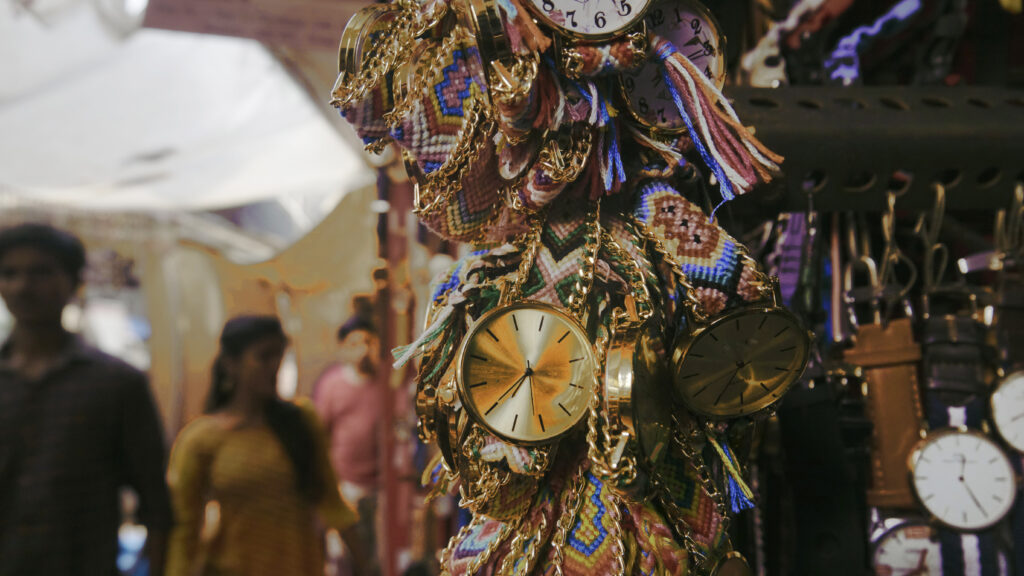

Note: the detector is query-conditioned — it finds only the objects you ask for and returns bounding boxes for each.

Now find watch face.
[621,0,725,134]
[872,521,1011,576]
[911,430,1017,531]
[671,307,810,419]
[458,303,597,444]
[991,371,1024,452]
[524,0,652,39]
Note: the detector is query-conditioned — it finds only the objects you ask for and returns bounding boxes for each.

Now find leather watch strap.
[844,317,923,510]
[921,314,993,429]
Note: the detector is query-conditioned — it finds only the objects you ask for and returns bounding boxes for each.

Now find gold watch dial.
[672,307,810,418]
[458,303,597,444]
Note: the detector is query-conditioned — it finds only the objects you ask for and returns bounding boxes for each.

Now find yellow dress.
[166,401,358,576]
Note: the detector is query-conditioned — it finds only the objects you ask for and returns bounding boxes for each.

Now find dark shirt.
[0,337,173,576]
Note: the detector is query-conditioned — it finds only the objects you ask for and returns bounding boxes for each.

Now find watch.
[620,0,725,135]
[337,5,400,77]
[670,279,812,420]
[909,428,1017,531]
[457,302,599,444]
[522,0,653,40]
[991,371,1024,453]
[601,230,672,471]
[871,519,1013,576]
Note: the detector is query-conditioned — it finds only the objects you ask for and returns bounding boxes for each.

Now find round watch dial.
[671,307,810,419]
[872,521,1011,576]
[622,0,725,134]
[991,371,1024,452]
[524,0,652,40]
[911,429,1017,531]
[458,303,597,444]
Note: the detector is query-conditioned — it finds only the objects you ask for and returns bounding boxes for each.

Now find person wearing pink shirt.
[314,314,382,576]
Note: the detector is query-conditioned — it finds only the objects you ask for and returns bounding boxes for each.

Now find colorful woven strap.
[634,178,764,316]
[391,43,487,174]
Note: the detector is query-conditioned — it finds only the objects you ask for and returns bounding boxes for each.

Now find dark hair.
[0,223,87,282]
[206,315,322,502]
[337,315,376,341]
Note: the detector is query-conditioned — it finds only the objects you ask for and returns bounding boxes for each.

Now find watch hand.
[529,374,537,415]
[713,369,741,406]
[963,481,988,517]
[960,453,967,478]
[496,372,530,405]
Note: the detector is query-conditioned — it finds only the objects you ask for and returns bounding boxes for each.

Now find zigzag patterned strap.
[633,178,764,316]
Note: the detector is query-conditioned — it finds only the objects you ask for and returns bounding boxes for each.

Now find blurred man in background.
[314,304,382,576]
[0,223,172,576]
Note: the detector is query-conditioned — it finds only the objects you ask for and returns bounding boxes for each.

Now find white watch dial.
[622,0,725,133]
[872,522,1011,576]
[525,0,651,39]
[991,371,1024,452]
[911,430,1017,531]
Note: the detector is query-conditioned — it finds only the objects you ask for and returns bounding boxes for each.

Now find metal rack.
[726,86,1024,212]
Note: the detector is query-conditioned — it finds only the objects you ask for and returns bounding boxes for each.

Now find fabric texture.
[165,401,357,576]
[0,336,172,576]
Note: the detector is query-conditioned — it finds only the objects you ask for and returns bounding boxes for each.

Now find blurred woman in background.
[165,316,367,576]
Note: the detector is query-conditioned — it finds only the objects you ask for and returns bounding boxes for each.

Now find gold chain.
[549,464,589,576]
[386,27,470,128]
[607,488,629,576]
[648,420,731,575]
[490,54,539,109]
[628,218,707,324]
[537,128,594,184]
[568,203,603,321]
[439,515,517,576]
[330,0,445,110]
[411,98,495,215]
[602,229,655,324]
[497,514,549,576]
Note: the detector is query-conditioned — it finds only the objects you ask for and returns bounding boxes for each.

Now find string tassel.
[653,36,783,216]
[392,304,455,368]
[705,431,756,513]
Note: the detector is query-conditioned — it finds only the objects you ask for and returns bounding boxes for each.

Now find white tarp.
[0,2,374,211]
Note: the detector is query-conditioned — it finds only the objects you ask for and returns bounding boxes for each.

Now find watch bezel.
[337,4,401,76]
[907,427,1019,532]
[456,0,514,70]
[670,303,811,420]
[989,370,1024,453]
[456,301,598,446]
[604,322,672,468]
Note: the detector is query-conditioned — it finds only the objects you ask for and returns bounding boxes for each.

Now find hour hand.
[496,372,530,405]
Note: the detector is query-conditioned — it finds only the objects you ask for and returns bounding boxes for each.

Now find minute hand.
[496,371,530,405]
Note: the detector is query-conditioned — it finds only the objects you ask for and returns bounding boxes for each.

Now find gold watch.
[457,301,599,444]
[600,232,672,471]
[671,277,811,419]
[603,311,672,468]
[630,220,811,420]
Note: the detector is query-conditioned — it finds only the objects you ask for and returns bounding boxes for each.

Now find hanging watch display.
[910,428,1018,531]
[523,0,652,40]
[670,281,812,419]
[621,0,726,135]
[457,302,598,444]
[872,520,1013,576]
[991,371,1024,452]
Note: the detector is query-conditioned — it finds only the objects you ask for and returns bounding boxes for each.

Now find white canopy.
[0,2,374,211]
